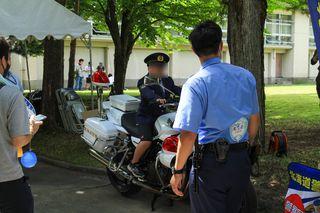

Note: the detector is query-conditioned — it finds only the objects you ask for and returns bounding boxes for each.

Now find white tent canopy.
[0,0,91,40]
[0,0,94,108]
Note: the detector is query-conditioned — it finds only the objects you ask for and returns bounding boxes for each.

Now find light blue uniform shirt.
[173,57,259,144]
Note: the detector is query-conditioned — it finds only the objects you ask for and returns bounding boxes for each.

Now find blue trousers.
[189,149,251,213]
[74,76,83,90]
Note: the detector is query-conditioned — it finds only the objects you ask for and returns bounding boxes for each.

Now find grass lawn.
[32,84,320,213]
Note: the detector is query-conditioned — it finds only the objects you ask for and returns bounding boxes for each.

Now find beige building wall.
[291,11,310,79]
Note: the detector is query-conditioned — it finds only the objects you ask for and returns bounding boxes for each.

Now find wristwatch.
[172,167,185,175]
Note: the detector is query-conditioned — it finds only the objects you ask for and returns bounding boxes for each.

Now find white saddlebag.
[109,94,140,112]
[109,107,126,126]
[82,117,118,153]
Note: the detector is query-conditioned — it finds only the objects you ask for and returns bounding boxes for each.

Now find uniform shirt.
[0,84,29,182]
[137,75,181,124]
[173,57,259,144]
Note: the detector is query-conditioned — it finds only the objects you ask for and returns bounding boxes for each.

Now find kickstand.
[151,194,161,211]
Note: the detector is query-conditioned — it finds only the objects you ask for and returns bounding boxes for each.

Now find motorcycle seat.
[121,112,141,138]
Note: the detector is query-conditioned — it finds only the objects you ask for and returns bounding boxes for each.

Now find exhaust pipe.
[88,149,180,200]
[88,149,132,180]
[89,149,109,167]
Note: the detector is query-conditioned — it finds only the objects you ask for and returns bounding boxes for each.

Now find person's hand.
[156,98,166,105]
[170,173,185,197]
[29,115,43,136]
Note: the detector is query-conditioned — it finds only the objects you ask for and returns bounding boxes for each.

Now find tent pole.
[89,34,94,110]
[24,41,31,93]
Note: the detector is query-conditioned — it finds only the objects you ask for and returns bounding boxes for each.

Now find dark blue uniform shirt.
[137,75,181,124]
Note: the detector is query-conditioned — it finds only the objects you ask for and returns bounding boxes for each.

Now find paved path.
[25,163,189,213]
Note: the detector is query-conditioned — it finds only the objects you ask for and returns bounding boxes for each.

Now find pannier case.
[109,107,126,126]
[109,94,140,112]
[82,117,118,153]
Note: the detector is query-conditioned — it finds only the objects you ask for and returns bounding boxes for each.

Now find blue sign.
[284,162,320,212]
[308,0,320,62]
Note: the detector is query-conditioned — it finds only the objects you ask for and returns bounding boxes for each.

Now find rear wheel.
[106,168,141,197]
[240,181,257,213]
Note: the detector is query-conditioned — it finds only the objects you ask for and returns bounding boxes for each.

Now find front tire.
[106,168,141,197]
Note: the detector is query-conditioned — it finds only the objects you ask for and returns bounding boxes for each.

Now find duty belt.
[202,141,249,153]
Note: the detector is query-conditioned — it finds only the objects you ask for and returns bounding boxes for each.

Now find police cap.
[144,52,170,66]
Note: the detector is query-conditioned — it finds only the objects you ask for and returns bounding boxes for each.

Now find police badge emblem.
[157,55,164,62]
[229,117,248,142]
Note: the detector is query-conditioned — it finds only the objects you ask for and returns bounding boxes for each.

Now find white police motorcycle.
[81,80,257,212]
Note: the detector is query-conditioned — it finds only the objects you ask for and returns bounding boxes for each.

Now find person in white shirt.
[84,62,93,90]
[74,59,85,90]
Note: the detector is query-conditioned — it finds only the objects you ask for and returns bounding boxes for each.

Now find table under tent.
[0,0,94,133]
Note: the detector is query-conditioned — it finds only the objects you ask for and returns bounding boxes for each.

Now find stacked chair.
[56,89,86,133]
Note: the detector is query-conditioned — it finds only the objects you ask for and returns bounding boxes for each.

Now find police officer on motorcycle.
[170,21,260,213]
[127,52,181,178]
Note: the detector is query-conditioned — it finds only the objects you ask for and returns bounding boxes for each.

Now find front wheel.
[106,168,141,197]
[240,181,257,213]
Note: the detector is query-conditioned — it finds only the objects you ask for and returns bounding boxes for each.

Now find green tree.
[9,38,43,57]
[67,0,81,89]
[268,0,308,12]
[225,0,267,147]
[42,0,67,128]
[9,37,43,92]
[82,0,224,94]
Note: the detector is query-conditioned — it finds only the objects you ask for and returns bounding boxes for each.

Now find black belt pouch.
[214,139,230,163]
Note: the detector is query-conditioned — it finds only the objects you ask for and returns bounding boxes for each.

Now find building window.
[309,18,316,47]
[265,14,293,46]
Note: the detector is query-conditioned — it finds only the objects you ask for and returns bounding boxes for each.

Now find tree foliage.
[268,0,308,12]
[9,37,43,57]
[78,0,225,94]
[84,0,225,46]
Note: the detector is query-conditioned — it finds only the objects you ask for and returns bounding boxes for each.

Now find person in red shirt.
[92,66,109,84]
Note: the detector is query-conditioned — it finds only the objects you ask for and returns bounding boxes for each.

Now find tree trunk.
[68,38,76,88]
[227,0,267,147]
[113,38,134,94]
[67,0,80,89]
[41,0,66,128]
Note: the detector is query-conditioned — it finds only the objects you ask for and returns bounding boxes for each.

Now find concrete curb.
[38,156,106,176]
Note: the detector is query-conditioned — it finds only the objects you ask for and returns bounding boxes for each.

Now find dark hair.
[0,37,10,60]
[79,58,84,62]
[188,21,222,57]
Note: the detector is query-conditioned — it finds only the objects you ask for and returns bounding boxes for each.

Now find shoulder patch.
[229,117,248,142]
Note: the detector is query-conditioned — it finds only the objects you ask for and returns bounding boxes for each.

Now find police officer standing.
[170,21,260,213]
[127,53,181,178]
